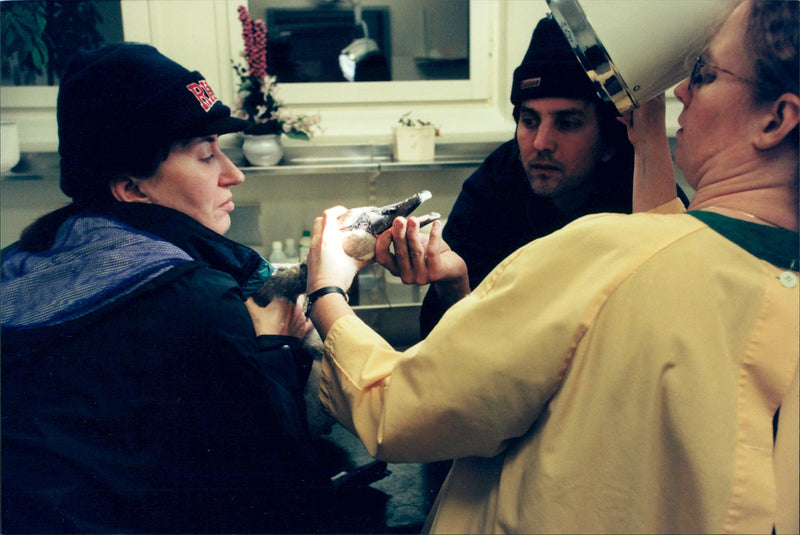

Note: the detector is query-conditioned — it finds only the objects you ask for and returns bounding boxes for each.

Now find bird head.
[338,190,440,261]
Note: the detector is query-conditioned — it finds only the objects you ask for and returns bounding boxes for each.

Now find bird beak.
[337,190,438,235]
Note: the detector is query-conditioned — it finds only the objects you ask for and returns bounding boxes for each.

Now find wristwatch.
[305,286,348,317]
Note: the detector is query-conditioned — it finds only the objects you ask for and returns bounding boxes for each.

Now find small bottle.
[284,238,300,263]
[298,230,312,262]
[269,240,286,264]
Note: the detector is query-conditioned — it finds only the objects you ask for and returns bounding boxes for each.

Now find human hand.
[619,93,667,148]
[376,217,469,304]
[245,296,313,338]
[306,206,373,294]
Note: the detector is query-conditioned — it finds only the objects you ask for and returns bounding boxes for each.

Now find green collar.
[688,211,799,271]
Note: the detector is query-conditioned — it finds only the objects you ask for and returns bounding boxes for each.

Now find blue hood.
[1,215,194,329]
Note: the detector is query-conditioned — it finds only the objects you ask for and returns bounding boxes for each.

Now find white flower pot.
[242,134,284,166]
[392,125,436,162]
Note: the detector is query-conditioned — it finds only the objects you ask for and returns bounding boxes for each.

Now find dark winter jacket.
[1,203,333,533]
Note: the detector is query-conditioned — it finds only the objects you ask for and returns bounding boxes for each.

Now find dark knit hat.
[57,43,247,201]
[510,15,598,106]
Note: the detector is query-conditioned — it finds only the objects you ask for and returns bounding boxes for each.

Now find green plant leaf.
[284,131,310,141]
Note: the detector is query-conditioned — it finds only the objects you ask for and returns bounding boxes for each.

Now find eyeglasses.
[687,56,757,93]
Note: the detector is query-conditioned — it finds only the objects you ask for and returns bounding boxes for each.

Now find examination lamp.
[339,36,381,81]
[547,0,729,113]
[338,0,387,82]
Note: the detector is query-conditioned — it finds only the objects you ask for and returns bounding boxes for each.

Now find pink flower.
[237,5,267,78]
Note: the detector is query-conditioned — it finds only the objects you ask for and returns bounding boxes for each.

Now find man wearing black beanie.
[419,15,679,335]
[1,43,335,533]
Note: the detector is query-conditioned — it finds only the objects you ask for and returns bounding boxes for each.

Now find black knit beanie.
[57,43,247,202]
[510,15,599,106]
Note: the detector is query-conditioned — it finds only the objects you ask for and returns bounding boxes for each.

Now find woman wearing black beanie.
[2,43,333,533]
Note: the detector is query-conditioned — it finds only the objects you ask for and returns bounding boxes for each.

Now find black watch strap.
[305,286,348,317]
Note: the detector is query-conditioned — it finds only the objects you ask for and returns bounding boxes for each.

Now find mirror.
[248,0,469,84]
[253,0,489,105]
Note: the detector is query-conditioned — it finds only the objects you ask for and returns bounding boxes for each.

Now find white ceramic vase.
[242,134,284,166]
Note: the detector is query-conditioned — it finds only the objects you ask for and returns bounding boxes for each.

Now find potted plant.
[1,1,105,86]
[392,112,440,162]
